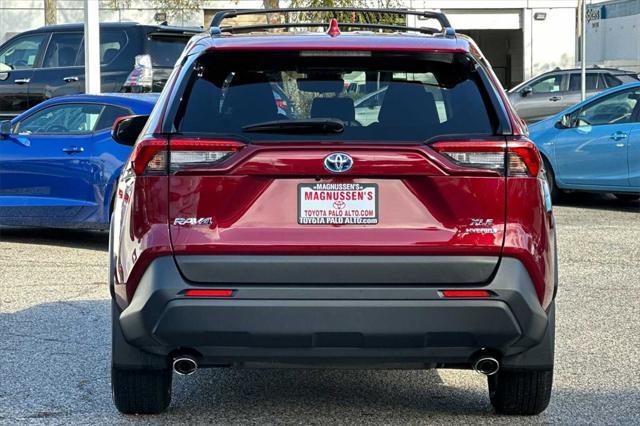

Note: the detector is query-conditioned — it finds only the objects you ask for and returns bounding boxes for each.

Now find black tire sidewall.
[542,157,558,202]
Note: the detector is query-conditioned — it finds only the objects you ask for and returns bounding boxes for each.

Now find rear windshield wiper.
[242,119,345,134]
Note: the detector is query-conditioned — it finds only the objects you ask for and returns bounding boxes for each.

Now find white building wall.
[0,0,45,42]
[1,0,579,80]
[404,1,577,80]
[587,8,640,72]
[527,6,577,77]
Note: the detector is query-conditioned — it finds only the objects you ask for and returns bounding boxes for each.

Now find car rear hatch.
[142,27,199,91]
[155,49,524,285]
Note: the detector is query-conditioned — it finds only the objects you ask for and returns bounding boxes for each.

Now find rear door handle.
[63,76,79,82]
[63,146,84,154]
[549,96,562,102]
[610,131,628,142]
[14,78,30,84]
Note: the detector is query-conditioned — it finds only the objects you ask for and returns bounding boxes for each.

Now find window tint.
[77,30,128,65]
[42,33,82,68]
[568,73,602,91]
[352,72,449,127]
[573,89,640,126]
[17,104,104,134]
[148,36,189,67]
[95,105,131,131]
[604,73,623,88]
[176,51,496,142]
[531,75,562,94]
[0,34,45,69]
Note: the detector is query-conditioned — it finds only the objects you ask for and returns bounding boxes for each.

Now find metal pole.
[84,0,101,94]
[581,0,587,101]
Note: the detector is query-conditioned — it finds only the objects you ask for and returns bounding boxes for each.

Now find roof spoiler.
[208,8,455,38]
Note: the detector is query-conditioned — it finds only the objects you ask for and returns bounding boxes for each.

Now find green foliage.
[272,0,404,26]
[107,0,204,20]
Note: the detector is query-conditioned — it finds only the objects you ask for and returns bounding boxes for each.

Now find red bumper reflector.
[441,290,491,298]
[184,289,234,297]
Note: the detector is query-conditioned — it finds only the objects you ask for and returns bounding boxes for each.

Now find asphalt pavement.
[0,193,638,425]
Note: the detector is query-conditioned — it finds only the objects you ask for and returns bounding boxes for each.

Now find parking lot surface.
[0,194,638,425]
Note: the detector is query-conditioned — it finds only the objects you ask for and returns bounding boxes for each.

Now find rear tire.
[541,158,560,202]
[613,193,640,202]
[112,367,172,415]
[488,368,553,415]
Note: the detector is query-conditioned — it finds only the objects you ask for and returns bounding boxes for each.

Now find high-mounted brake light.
[129,138,244,176]
[431,140,541,177]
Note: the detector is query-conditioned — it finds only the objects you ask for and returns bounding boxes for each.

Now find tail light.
[431,140,541,177]
[129,137,244,176]
[123,54,153,92]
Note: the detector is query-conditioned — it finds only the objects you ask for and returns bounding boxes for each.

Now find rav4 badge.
[173,217,213,226]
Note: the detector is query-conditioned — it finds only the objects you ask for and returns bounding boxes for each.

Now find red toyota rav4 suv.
[110,8,557,416]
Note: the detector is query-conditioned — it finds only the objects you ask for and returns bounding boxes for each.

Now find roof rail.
[209,8,455,37]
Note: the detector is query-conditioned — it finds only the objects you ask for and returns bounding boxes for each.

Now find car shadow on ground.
[2,300,639,424]
[554,192,639,213]
[0,227,108,251]
[0,299,495,423]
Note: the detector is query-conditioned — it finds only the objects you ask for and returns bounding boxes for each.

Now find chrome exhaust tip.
[473,356,500,376]
[173,356,198,376]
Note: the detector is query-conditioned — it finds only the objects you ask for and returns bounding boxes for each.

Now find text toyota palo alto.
[109,8,557,416]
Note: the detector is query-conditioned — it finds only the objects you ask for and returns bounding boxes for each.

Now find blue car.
[0,93,157,229]
[528,82,640,201]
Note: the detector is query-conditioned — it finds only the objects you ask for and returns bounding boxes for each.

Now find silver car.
[507,67,638,123]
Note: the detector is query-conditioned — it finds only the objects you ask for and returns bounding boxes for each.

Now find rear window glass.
[175,51,496,142]
[148,35,189,67]
[95,105,131,130]
[569,73,602,91]
[604,73,623,88]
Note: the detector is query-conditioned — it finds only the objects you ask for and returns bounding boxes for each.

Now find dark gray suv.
[507,67,639,122]
[0,22,198,119]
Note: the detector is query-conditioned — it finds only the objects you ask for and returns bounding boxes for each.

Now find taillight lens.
[129,138,244,176]
[169,139,243,173]
[507,142,542,177]
[130,138,167,175]
[123,54,153,92]
[431,140,541,177]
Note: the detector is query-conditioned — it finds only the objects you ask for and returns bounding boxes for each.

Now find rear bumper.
[116,256,553,369]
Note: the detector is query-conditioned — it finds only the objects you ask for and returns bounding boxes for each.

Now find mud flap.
[501,301,555,370]
[111,300,168,370]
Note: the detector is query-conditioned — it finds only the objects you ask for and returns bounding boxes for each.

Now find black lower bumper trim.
[117,256,552,368]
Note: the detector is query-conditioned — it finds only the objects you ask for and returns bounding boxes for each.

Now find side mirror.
[555,114,572,129]
[111,114,149,146]
[520,86,533,97]
[0,120,11,139]
[0,63,11,81]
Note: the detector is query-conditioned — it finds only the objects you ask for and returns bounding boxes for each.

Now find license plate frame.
[297,183,379,225]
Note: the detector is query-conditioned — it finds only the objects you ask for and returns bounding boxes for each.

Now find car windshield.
[174,51,497,142]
